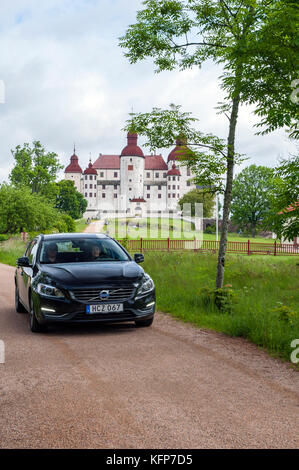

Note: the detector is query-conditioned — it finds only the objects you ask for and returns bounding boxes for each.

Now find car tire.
[29,297,46,333]
[15,285,27,313]
[135,317,154,328]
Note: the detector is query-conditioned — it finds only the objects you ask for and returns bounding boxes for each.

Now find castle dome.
[121,133,144,157]
[167,137,188,163]
[84,161,97,175]
[167,163,181,176]
[65,152,83,173]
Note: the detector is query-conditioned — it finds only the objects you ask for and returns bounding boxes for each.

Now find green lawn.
[104,217,277,243]
[74,218,88,233]
[142,252,299,364]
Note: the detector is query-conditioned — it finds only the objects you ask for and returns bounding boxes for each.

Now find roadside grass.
[74,218,88,233]
[142,252,299,364]
[0,238,27,267]
[104,217,277,244]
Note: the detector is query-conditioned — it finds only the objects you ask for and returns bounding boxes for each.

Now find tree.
[55,180,87,220]
[267,155,299,241]
[230,165,274,237]
[179,188,215,218]
[120,0,298,287]
[9,141,63,196]
[0,184,74,234]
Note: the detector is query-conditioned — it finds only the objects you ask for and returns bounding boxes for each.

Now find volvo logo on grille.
[99,290,110,300]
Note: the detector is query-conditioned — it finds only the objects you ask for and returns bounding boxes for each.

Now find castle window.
[94,193,96,198]
[187,181,190,186]
[168,194,171,198]
[100,172,104,177]
[114,185,117,190]
[128,165,133,171]
[94,185,96,189]
[172,176,175,181]
[168,185,170,190]
[89,193,92,197]
[102,185,106,189]
[163,173,166,178]
[146,172,150,178]
[187,169,191,176]
[102,193,105,198]
[85,184,87,189]
[147,194,150,198]
[89,176,92,180]
[155,173,159,178]
[158,194,161,199]
[85,175,87,180]
[130,158,132,162]
[114,172,118,177]
[172,185,175,190]
[158,185,161,190]
[129,188,132,191]
[85,193,87,197]
[177,186,180,190]
[114,194,117,198]
[172,194,175,198]
[147,185,150,190]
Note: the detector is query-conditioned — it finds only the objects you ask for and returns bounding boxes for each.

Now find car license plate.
[86,304,124,314]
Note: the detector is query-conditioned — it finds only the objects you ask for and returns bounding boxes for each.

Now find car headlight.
[136,274,154,298]
[37,283,65,299]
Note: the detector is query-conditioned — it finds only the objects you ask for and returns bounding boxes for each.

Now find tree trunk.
[216,93,241,289]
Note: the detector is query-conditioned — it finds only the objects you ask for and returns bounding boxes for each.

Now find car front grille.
[71,286,136,303]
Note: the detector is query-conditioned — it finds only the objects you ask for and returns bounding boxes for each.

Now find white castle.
[64,133,197,218]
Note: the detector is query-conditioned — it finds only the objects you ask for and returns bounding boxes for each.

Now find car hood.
[39,261,144,286]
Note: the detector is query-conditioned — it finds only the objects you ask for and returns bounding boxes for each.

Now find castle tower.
[167,137,195,196]
[120,133,145,211]
[83,160,98,209]
[64,148,83,192]
[167,163,181,211]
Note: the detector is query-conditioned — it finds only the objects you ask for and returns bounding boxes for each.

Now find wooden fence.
[117,238,299,256]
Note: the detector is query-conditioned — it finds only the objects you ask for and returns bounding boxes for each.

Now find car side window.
[28,240,39,265]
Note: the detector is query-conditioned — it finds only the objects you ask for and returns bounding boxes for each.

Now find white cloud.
[0,0,295,184]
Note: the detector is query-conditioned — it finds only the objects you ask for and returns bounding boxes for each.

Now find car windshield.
[39,238,130,264]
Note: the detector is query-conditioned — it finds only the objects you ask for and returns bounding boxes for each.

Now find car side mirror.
[134,253,144,264]
[17,256,31,267]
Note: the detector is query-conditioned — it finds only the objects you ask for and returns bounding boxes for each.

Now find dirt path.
[84,220,105,234]
[0,262,298,448]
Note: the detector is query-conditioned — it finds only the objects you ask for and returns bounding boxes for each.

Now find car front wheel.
[29,297,46,333]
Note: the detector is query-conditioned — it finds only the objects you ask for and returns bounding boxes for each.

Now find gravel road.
[0,262,298,449]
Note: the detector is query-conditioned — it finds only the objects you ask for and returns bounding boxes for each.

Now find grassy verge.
[142,252,299,364]
[0,238,27,266]
[74,218,88,233]
[104,218,277,243]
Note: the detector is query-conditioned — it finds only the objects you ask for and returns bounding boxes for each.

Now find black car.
[15,233,155,332]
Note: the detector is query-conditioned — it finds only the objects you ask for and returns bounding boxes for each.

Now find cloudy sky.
[0,0,296,183]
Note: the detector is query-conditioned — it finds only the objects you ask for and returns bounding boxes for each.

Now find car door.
[19,239,39,310]
[17,240,33,306]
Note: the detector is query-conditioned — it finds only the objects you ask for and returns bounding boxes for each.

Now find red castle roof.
[167,163,181,176]
[84,161,97,175]
[92,154,167,170]
[65,153,83,173]
[121,133,144,157]
[167,138,189,163]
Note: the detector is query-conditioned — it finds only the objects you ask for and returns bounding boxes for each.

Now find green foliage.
[273,302,299,326]
[120,0,298,134]
[199,285,236,314]
[267,155,299,241]
[0,184,74,234]
[231,165,275,237]
[179,188,215,217]
[55,180,87,219]
[204,224,216,234]
[9,141,63,196]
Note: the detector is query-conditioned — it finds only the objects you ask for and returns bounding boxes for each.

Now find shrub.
[273,302,299,326]
[199,285,236,314]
